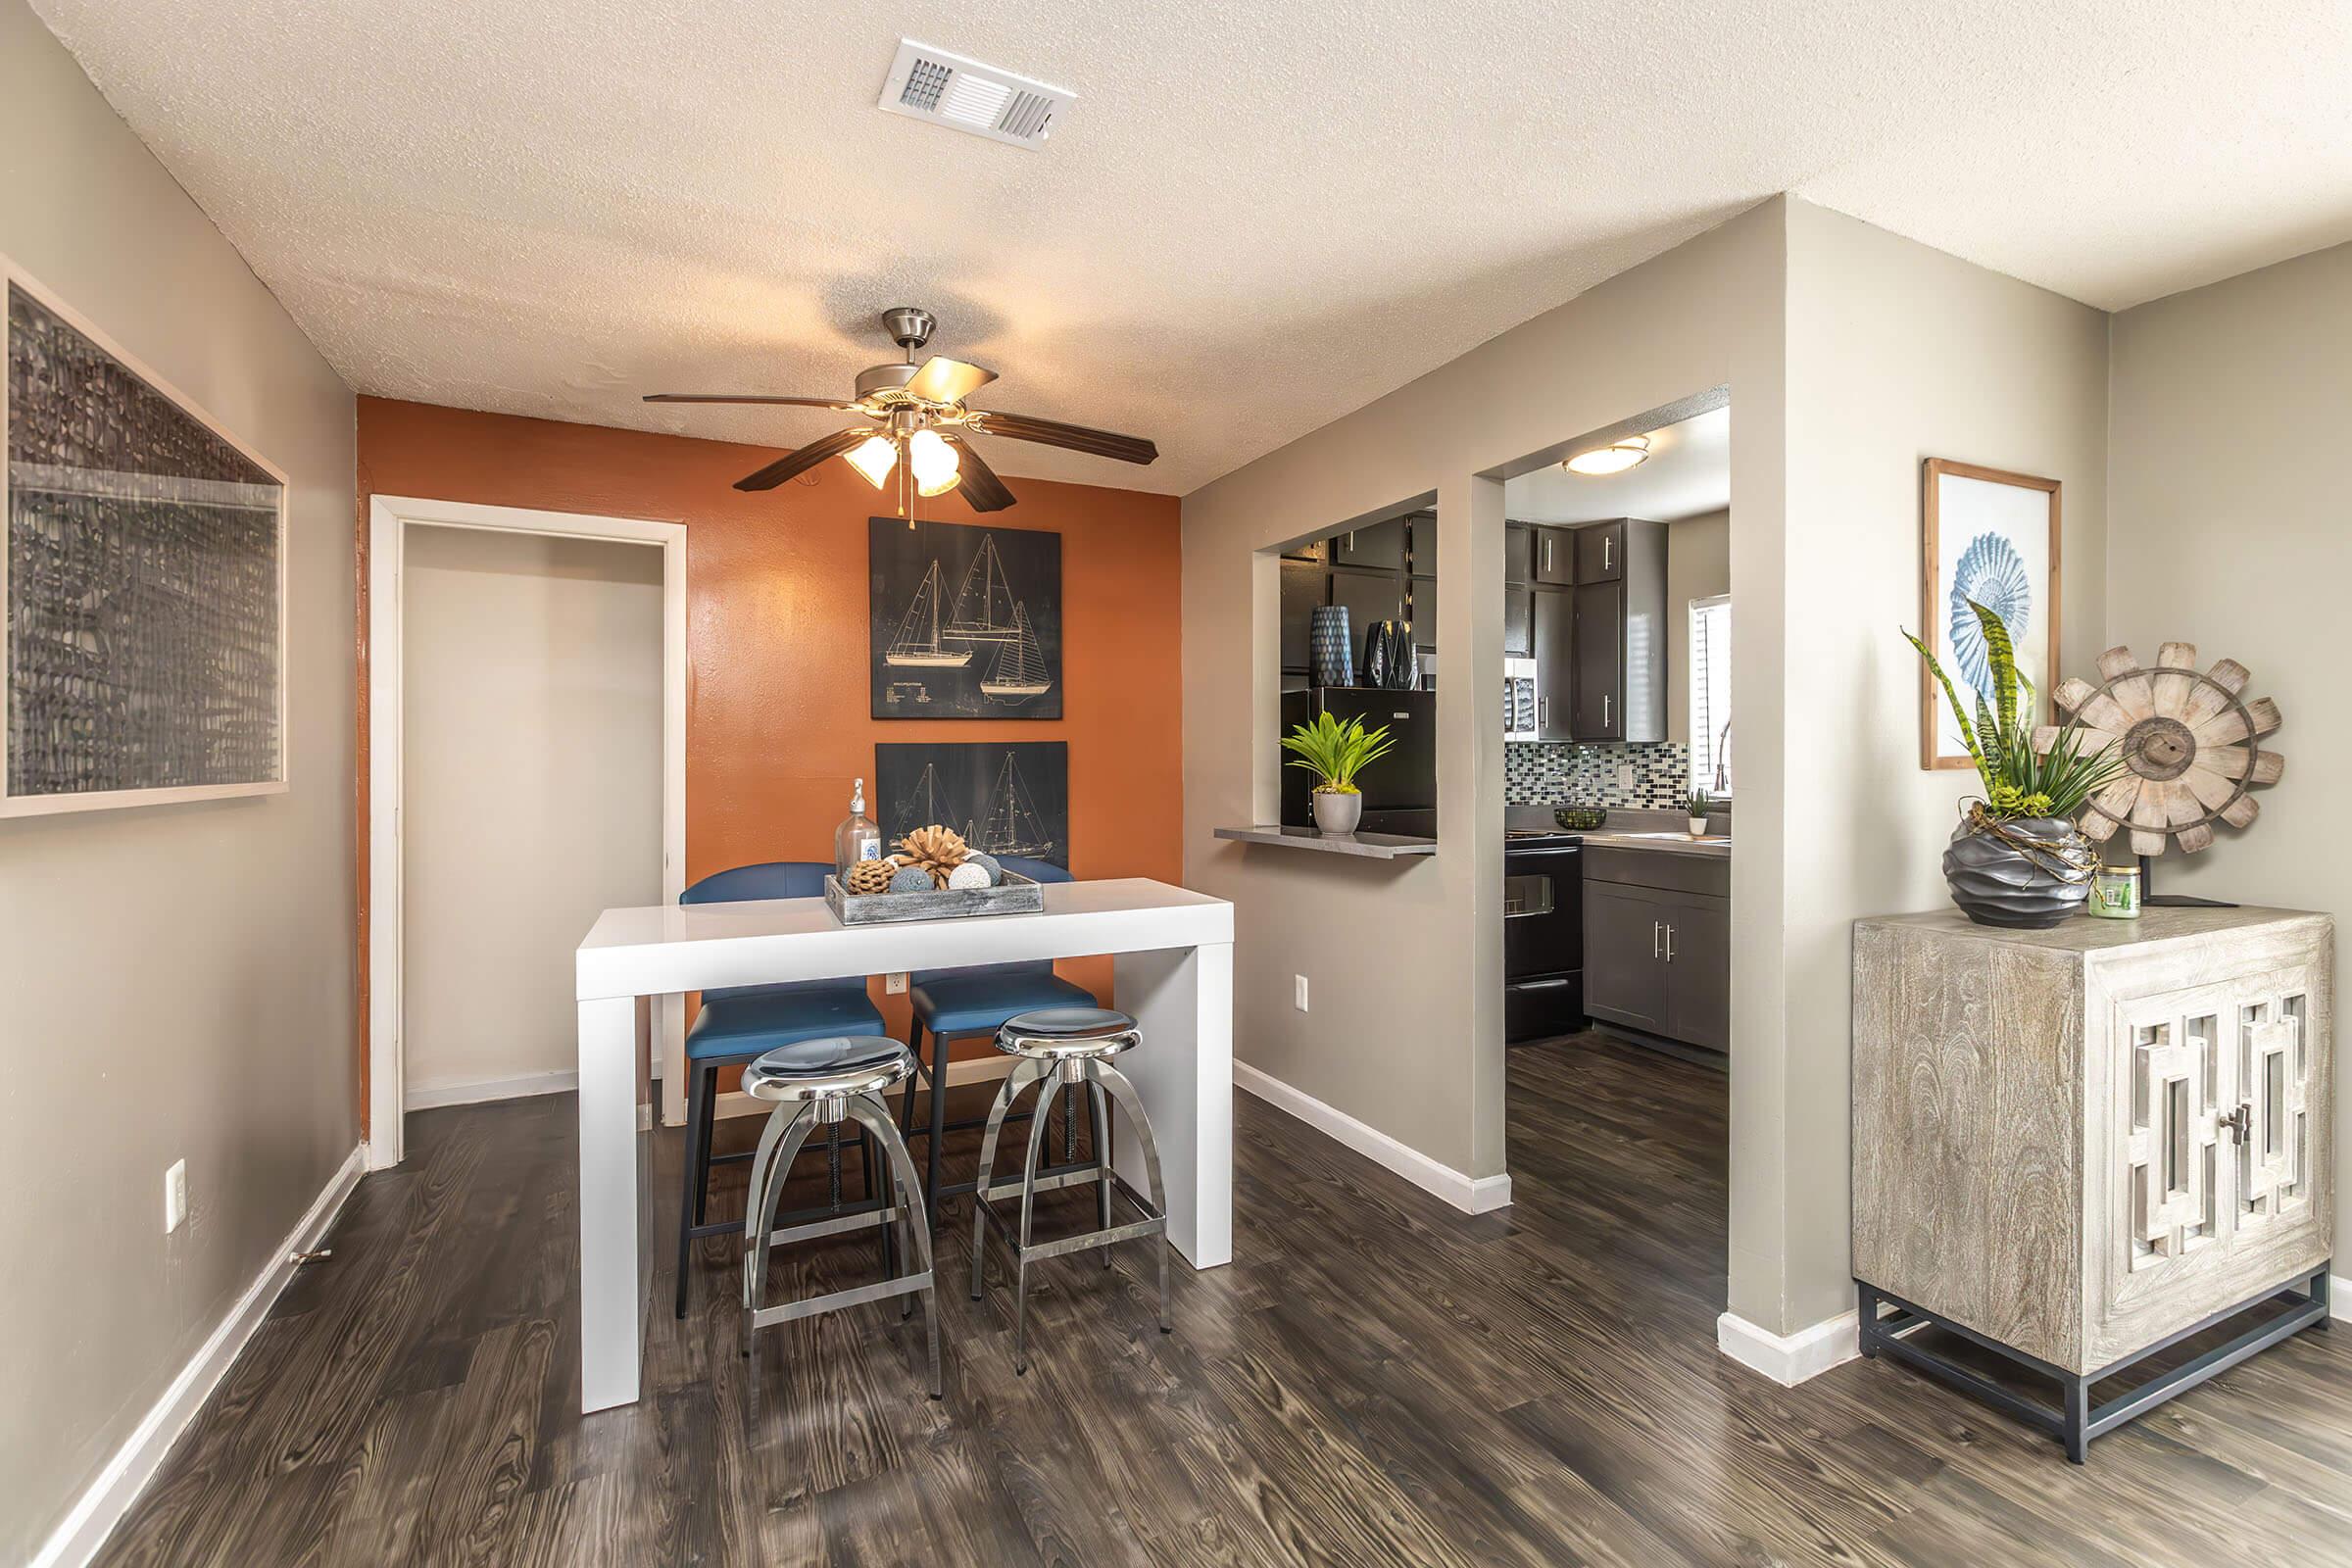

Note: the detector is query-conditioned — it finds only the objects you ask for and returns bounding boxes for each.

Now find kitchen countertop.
[1577,829,1731,859]
[1504,803,1731,858]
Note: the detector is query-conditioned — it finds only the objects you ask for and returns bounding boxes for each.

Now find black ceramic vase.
[1941,814,2094,929]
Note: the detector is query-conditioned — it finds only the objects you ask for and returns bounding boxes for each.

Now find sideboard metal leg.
[2061,1375,2089,1465]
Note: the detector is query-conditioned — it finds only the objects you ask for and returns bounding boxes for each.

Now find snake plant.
[1904,600,2127,821]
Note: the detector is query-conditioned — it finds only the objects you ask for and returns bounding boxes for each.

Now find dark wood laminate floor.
[98,1035,2352,1567]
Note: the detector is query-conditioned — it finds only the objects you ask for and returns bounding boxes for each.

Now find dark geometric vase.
[1358,619,1390,690]
[1941,815,2095,929]
[1309,606,1353,688]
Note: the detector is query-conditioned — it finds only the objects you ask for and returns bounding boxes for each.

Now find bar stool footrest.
[748,1268,936,1332]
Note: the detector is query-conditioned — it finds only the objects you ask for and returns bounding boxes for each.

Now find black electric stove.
[1503,829,1584,1042]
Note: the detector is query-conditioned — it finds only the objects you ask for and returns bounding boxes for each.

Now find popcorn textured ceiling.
[32,0,2352,495]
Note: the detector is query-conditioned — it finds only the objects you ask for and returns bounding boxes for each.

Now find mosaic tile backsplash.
[1504,741,1691,808]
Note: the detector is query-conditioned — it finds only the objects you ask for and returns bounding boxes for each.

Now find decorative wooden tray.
[822,869,1044,925]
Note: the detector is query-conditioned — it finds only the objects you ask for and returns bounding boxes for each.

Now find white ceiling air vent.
[877,40,1074,150]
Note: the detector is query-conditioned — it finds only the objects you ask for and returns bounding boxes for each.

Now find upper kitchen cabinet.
[1279,557,1324,672]
[1503,586,1533,660]
[1531,525,1576,586]
[1504,521,1533,588]
[1568,518,1665,742]
[1531,588,1575,741]
[1328,566,1404,640]
[1332,514,1406,571]
[1573,519,1627,582]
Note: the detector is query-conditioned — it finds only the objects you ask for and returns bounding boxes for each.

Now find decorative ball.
[887,865,935,894]
[946,861,991,891]
[845,858,895,896]
[964,852,1002,885]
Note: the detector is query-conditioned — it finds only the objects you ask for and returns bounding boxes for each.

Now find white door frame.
[368,495,687,1170]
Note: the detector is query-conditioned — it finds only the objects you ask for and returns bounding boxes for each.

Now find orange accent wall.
[355,397,1184,1125]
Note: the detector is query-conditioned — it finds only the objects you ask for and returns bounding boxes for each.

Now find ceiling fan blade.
[941,434,1015,513]
[904,355,999,405]
[645,393,857,409]
[966,411,1157,465]
[732,425,877,491]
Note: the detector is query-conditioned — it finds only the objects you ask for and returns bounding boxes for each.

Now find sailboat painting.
[869,517,1061,717]
[875,742,1069,870]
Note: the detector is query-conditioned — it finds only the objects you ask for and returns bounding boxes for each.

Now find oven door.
[1503,846,1583,980]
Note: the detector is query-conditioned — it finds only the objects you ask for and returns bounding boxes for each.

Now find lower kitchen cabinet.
[1582,847,1729,1053]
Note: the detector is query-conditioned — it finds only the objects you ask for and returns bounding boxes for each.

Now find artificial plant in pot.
[1281,710,1396,834]
[1687,787,1712,837]
[1904,601,2128,928]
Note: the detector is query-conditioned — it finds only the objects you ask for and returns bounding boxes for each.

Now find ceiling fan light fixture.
[1565,436,1651,476]
[908,428,960,496]
[846,433,899,487]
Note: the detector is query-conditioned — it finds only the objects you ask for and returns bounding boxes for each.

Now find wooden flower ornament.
[897,824,971,888]
[2040,643,2283,858]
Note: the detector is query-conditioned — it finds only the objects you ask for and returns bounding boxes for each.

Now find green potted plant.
[1280,710,1396,834]
[1687,786,1712,838]
[1903,601,2128,927]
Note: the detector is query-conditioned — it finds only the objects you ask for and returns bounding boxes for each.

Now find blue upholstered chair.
[899,856,1103,1216]
[674,861,888,1317]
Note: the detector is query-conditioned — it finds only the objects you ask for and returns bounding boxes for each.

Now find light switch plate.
[1294,974,1309,1011]
[165,1159,188,1233]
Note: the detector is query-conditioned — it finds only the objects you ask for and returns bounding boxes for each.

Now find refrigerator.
[1280,687,1438,837]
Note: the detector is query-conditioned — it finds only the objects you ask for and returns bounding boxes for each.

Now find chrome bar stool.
[740,1036,941,1398]
[969,1006,1170,1373]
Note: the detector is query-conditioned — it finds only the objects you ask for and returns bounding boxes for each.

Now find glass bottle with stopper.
[834,778,883,877]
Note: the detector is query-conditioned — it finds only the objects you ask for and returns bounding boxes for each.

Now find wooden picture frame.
[1920,458,2060,771]
[3,256,290,816]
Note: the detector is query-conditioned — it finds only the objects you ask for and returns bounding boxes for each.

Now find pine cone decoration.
[896,825,970,883]
[845,858,896,896]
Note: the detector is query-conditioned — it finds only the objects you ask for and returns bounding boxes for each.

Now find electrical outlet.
[885,971,909,995]
[165,1159,188,1234]
[1617,761,1637,790]
[1294,974,1309,1012]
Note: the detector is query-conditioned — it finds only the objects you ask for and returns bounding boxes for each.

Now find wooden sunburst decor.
[2039,643,2284,858]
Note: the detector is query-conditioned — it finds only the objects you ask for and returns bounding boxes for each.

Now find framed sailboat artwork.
[875,741,1070,870]
[869,516,1062,718]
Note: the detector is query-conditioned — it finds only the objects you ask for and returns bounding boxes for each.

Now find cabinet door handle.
[1543,536,1552,572]
[1652,920,1662,958]
[1603,694,1611,728]
[1604,536,1613,572]
[1665,924,1677,961]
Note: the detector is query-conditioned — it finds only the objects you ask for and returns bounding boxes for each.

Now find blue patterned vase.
[1310,605,1353,688]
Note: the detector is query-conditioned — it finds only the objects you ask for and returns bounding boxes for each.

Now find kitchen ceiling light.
[908,428,961,496]
[845,433,899,487]
[1565,436,1650,476]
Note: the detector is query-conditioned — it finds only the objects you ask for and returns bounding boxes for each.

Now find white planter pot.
[1313,790,1364,834]
[1689,816,1709,836]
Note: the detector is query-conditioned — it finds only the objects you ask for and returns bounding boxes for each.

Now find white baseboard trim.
[405,1068,578,1111]
[1717,1307,1860,1387]
[1232,1058,1511,1214]
[2335,1273,2348,1321]
[32,1143,368,1568]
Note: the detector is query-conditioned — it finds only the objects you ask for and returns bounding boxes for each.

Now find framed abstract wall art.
[868,515,1061,719]
[1920,458,2059,771]
[3,262,288,817]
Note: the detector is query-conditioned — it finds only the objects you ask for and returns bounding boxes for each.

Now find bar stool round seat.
[995,1006,1140,1065]
[742,1036,914,1104]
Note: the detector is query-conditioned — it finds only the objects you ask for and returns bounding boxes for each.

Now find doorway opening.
[366,497,686,1169]
[1487,388,1737,1324]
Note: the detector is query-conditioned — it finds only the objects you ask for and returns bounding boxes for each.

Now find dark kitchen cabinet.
[1402,511,1437,573]
[1504,521,1533,588]
[1583,848,1730,1054]
[1333,515,1405,571]
[1407,576,1436,651]
[1531,587,1575,741]
[1279,558,1323,671]
[1567,518,1665,743]
[1532,525,1576,586]
[1571,581,1623,738]
[1328,567,1403,641]
[1573,518,1625,582]
[1502,586,1533,659]
[1584,883,1669,1034]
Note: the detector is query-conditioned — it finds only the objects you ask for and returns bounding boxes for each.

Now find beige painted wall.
[402,526,662,1099]
[1182,198,1789,1224]
[1666,508,1731,745]
[2108,239,2351,1265]
[1776,200,2110,1329]
[0,1,359,1558]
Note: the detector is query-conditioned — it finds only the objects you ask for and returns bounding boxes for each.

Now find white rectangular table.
[572,877,1235,1413]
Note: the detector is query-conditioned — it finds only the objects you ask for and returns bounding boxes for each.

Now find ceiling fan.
[645,306,1157,513]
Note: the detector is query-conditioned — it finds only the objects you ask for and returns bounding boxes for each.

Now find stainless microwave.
[1503,657,1539,742]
